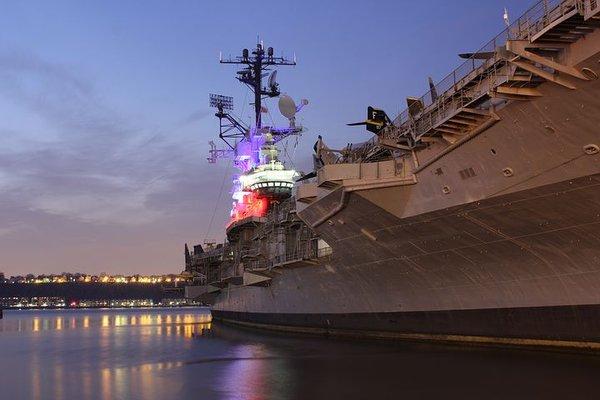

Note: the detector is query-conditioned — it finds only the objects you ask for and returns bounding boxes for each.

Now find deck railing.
[245,241,332,271]
[392,0,579,132]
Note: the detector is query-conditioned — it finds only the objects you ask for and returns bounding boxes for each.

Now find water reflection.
[0,309,211,335]
[31,350,41,400]
[220,344,273,400]
[0,308,213,400]
[2,308,600,400]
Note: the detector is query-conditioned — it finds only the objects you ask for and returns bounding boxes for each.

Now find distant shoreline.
[1,305,207,311]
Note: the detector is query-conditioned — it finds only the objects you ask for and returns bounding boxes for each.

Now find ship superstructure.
[186,42,326,294]
[186,0,600,351]
[206,43,303,227]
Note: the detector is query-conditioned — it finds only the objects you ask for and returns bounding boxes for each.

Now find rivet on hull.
[583,144,599,155]
[503,167,514,177]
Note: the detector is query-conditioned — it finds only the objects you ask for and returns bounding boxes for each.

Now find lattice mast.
[222,41,295,130]
[208,41,306,227]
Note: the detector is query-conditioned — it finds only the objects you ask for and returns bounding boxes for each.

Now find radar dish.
[268,70,278,88]
[278,94,297,119]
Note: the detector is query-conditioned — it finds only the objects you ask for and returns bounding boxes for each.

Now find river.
[1,308,599,399]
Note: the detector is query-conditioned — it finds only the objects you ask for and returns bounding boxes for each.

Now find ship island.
[183,0,600,350]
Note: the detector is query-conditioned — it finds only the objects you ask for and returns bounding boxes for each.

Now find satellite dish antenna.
[278,94,297,119]
[297,99,309,112]
[268,70,278,89]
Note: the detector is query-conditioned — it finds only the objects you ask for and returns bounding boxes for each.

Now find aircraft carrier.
[185,0,600,350]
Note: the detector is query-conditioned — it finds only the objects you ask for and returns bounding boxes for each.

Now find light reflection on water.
[1,310,211,335]
[0,308,213,400]
[2,308,600,400]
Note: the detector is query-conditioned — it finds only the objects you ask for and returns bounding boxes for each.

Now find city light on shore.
[0,272,187,285]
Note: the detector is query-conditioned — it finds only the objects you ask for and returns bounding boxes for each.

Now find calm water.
[1,308,600,399]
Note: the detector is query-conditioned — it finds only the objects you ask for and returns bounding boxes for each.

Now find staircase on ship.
[390,0,600,146]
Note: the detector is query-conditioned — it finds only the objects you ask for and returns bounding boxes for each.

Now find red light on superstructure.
[230,191,268,224]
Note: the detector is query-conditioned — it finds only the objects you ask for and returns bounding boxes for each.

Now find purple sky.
[0,0,530,276]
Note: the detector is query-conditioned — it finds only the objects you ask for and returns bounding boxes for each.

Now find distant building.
[0,272,4,283]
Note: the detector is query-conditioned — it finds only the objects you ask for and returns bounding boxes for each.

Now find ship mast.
[208,40,305,230]
[220,41,296,130]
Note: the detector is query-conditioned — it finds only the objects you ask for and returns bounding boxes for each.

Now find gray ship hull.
[212,172,600,349]
[196,3,600,350]
[212,304,600,347]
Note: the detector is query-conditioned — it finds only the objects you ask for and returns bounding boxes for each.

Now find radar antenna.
[209,93,248,150]
[220,42,296,130]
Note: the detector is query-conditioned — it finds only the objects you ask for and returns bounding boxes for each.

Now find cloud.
[30,192,162,226]
[0,49,187,226]
[180,109,211,126]
[0,227,15,237]
[0,47,243,275]
[0,219,27,237]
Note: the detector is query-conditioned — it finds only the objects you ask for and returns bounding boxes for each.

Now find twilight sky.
[0,0,530,276]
